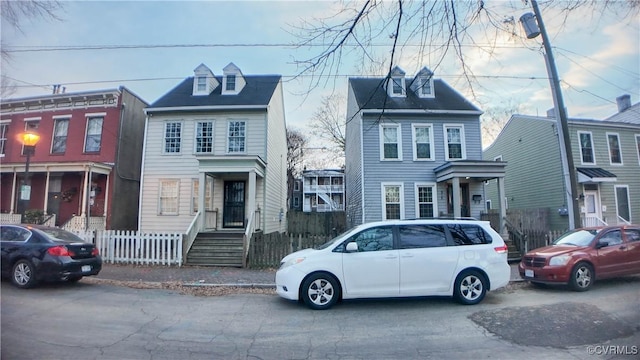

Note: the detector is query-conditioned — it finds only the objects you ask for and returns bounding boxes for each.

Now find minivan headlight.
[549,255,571,266]
[280,257,305,269]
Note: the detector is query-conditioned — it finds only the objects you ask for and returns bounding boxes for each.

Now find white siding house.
[139,63,287,266]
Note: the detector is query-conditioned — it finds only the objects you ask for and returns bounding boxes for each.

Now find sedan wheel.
[455,271,487,305]
[301,273,340,310]
[569,262,594,292]
[11,260,38,289]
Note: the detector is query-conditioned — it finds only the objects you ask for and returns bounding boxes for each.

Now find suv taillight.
[47,246,75,257]
[494,245,508,254]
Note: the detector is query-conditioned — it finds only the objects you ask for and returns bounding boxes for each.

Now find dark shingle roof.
[148,75,281,109]
[577,167,617,179]
[349,78,480,112]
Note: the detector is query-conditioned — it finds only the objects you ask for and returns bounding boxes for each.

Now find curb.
[182,283,276,288]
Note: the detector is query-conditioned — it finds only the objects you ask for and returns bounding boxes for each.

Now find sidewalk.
[94,262,523,287]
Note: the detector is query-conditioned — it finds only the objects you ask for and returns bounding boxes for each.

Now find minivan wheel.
[12,260,38,289]
[454,270,487,305]
[569,262,594,292]
[301,272,340,310]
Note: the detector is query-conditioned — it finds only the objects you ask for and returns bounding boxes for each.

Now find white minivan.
[276,219,511,309]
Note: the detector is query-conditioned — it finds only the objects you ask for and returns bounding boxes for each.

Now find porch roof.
[434,160,506,182]
[196,155,266,177]
[576,167,617,183]
[0,161,113,175]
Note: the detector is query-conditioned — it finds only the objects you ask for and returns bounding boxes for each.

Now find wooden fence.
[287,211,346,235]
[481,208,550,232]
[508,227,566,255]
[248,232,333,268]
[71,230,183,266]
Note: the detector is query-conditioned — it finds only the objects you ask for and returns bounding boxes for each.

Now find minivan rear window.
[448,224,492,245]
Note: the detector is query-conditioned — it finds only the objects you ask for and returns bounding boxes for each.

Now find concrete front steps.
[186,231,244,267]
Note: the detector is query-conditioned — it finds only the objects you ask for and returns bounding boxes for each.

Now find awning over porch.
[576,167,617,183]
[196,155,266,177]
[434,160,507,182]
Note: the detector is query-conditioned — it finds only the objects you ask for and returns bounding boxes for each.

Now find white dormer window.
[222,62,246,95]
[413,67,435,98]
[192,63,218,96]
[225,75,236,91]
[387,66,406,98]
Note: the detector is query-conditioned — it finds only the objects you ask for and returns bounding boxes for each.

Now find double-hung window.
[52,118,69,154]
[415,183,436,218]
[578,131,595,164]
[0,122,8,157]
[85,116,103,152]
[191,177,213,214]
[227,121,245,153]
[444,124,465,160]
[635,134,640,165]
[382,183,404,220]
[195,121,213,153]
[607,133,622,165]
[196,76,207,92]
[380,124,402,160]
[159,179,179,215]
[412,124,434,160]
[164,122,182,153]
[225,75,236,91]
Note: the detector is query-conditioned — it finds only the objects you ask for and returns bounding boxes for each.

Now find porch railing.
[242,209,258,268]
[581,215,607,227]
[616,216,631,225]
[184,211,203,260]
[62,215,106,232]
[204,208,218,230]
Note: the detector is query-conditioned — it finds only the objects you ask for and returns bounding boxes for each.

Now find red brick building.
[0,87,147,230]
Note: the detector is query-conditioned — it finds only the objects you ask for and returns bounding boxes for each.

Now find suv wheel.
[301,272,340,310]
[454,270,487,305]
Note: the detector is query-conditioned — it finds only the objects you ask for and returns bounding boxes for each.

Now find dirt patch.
[469,302,635,348]
[83,277,276,296]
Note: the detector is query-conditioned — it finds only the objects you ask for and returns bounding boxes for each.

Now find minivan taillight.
[47,246,75,257]
[494,245,508,254]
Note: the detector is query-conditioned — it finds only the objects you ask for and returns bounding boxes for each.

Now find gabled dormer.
[221,62,246,95]
[412,67,435,98]
[192,63,219,96]
[386,66,406,98]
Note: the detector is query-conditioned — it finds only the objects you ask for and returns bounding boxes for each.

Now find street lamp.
[520,1,581,230]
[18,131,41,221]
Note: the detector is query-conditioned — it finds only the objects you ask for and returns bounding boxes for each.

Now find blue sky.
[2,0,639,155]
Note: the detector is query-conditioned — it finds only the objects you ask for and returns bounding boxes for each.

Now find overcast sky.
[2,0,639,158]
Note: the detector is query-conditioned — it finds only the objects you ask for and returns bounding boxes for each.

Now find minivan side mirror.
[346,242,359,252]
[596,240,609,249]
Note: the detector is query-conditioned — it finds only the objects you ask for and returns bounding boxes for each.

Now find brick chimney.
[616,94,631,113]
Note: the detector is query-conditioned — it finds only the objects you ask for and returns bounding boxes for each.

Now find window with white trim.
[412,124,434,160]
[0,122,8,157]
[415,184,436,218]
[85,117,103,152]
[615,185,631,223]
[578,131,595,164]
[191,177,213,214]
[164,122,182,153]
[380,124,402,160]
[227,121,246,153]
[635,134,640,165]
[195,121,213,153]
[159,179,179,215]
[196,76,207,92]
[52,118,69,154]
[382,183,404,220]
[444,124,465,160]
[225,75,236,91]
[391,77,405,96]
[418,76,433,98]
[607,132,622,165]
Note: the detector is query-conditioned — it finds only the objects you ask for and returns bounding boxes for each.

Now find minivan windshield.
[553,229,599,247]
[315,230,351,250]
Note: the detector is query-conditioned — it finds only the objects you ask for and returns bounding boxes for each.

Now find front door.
[223,181,245,228]
[584,190,602,227]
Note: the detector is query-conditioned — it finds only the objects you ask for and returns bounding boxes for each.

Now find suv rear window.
[447,224,492,245]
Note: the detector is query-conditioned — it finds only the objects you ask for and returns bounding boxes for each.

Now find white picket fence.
[71,230,184,266]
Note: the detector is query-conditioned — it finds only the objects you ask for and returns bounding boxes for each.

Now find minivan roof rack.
[407,217,478,221]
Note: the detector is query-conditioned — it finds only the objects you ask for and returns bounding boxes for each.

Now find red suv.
[519,225,640,291]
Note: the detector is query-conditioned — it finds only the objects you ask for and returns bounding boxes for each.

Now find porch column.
[103,174,110,217]
[452,177,461,218]
[10,172,17,214]
[497,177,508,238]
[80,167,89,217]
[247,170,256,225]
[198,172,206,215]
[43,171,51,214]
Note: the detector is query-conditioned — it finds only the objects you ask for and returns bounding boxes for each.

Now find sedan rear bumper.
[37,257,102,282]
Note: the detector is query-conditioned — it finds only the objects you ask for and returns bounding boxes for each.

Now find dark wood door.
[223,181,245,228]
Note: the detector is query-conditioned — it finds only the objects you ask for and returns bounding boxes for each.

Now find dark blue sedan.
[1,224,102,288]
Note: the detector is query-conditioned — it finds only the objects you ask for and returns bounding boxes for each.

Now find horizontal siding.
[345,85,363,227]
[263,81,287,234]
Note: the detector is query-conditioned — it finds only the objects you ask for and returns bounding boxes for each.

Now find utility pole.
[520,0,581,229]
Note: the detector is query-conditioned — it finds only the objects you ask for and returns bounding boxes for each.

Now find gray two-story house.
[483,95,639,231]
[345,66,506,230]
